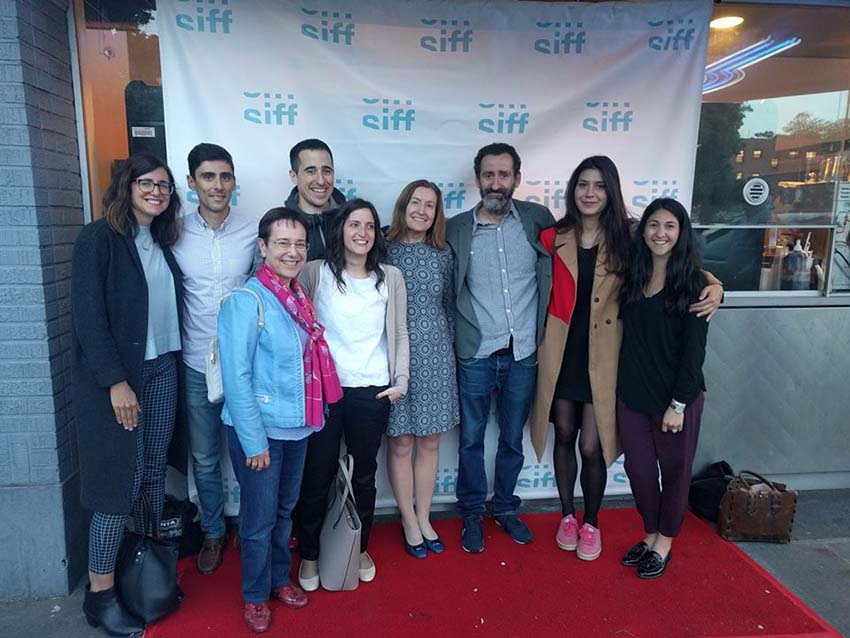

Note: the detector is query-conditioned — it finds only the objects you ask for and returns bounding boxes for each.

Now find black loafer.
[637,550,672,579]
[621,541,651,566]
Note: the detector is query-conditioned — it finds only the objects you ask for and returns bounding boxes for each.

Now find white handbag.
[318,455,362,591]
[205,287,264,404]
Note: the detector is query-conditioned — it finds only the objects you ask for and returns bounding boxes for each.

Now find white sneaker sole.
[556,539,578,551]
[577,548,602,561]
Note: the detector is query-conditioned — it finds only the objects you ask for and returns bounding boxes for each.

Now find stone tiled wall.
[0,0,86,599]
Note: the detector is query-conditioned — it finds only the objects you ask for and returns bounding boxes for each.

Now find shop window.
[73,0,162,218]
[695,3,850,295]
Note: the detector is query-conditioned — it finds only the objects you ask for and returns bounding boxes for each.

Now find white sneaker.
[358,552,376,583]
[298,560,320,591]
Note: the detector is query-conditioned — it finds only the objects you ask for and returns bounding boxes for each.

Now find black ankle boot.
[83,585,145,637]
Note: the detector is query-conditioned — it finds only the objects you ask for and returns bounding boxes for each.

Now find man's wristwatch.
[669,399,686,415]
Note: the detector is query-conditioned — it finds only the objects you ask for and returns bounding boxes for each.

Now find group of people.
[71,139,722,636]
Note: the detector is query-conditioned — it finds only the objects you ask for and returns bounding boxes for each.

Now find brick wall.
[0,0,86,599]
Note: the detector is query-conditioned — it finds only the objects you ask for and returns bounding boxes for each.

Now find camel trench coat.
[530,227,623,468]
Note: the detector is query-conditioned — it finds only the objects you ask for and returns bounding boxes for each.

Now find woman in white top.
[295,199,410,589]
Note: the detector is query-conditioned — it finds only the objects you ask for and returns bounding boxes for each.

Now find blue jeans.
[456,351,537,517]
[227,426,308,603]
[184,364,226,538]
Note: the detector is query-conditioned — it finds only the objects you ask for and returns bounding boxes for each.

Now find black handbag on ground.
[159,495,204,558]
[116,500,182,624]
[688,460,735,522]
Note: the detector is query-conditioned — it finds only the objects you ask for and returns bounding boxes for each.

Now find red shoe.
[272,583,308,609]
[243,602,271,633]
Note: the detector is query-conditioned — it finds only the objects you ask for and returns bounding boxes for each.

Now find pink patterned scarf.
[256,264,342,427]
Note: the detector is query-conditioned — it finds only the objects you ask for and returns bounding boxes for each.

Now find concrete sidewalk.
[1,489,847,638]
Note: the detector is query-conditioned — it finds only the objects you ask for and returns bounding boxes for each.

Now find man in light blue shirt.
[446,142,555,553]
[172,143,257,575]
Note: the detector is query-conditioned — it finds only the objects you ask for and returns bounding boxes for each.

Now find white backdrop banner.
[157,0,712,512]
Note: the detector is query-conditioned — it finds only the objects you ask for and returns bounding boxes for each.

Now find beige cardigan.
[298,260,410,396]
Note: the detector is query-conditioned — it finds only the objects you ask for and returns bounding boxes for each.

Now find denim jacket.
[218,277,305,458]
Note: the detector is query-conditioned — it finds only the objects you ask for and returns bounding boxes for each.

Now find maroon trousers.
[617,393,704,538]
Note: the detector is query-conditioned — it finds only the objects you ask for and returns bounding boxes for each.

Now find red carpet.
[147,509,840,638]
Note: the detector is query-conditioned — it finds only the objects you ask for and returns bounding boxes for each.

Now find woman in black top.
[617,198,709,579]
[72,154,183,635]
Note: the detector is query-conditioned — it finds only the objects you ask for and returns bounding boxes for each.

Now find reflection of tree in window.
[692,103,752,223]
[783,112,846,141]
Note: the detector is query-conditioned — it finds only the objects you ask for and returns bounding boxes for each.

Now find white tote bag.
[318,455,362,591]
[205,288,264,403]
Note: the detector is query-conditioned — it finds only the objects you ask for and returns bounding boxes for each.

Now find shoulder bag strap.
[222,287,264,333]
[338,454,357,507]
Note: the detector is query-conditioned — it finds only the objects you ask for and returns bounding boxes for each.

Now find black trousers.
[296,385,390,560]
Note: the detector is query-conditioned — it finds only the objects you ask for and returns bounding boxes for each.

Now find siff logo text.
[420,19,472,53]
[437,182,467,210]
[648,19,695,51]
[243,92,298,126]
[478,103,529,135]
[176,0,232,33]
[534,21,586,54]
[583,101,633,133]
[524,180,565,211]
[301,8,355,45]
[632,179,679,208]
[362,98,415,132]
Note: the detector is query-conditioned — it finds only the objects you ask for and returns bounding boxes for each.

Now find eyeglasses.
[134,178,175,194]
[270,239,308,251]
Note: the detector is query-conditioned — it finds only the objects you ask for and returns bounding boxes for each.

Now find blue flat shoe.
[402,528,427,559]
[423,535,445,554]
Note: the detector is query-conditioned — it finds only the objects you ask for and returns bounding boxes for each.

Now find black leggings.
[551,399,606,527]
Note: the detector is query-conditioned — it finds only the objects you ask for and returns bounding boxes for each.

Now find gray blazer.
[445,199,555,360]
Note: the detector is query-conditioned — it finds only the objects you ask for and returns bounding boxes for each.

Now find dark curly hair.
[325,198,386,292]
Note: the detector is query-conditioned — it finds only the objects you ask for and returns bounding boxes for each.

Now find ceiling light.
[711,16,744,30]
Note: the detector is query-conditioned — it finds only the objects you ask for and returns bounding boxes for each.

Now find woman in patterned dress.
[385,180,459,558]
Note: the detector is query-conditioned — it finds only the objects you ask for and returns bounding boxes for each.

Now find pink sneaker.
[556,514,579,551]
[577,523,602,561]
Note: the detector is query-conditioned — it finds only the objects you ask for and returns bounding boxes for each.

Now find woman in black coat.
[71,154,183,636]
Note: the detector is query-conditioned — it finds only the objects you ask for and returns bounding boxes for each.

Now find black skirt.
[553,245,597,403]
